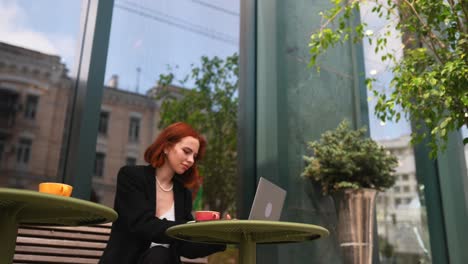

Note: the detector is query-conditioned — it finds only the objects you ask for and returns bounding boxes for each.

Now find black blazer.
[99,165,225,264]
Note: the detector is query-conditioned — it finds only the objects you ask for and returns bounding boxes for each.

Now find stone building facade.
[93,85,160,206]
[0,42,72,189]
[0,42,162,207]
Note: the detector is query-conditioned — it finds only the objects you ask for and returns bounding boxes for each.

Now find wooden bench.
[13,223,207,264]
[14,223,111,264]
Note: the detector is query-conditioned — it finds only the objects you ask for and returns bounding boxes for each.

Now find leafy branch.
[155,54,239,216]
[309,0,468,158]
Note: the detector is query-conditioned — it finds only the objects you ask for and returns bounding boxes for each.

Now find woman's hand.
[223,213,232,220]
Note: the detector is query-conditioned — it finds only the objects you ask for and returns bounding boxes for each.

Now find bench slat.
[16,237,107,249]
[20,224,111,234]
[15,245,103,257]
[18,229,109,242]
[14,254,98,264]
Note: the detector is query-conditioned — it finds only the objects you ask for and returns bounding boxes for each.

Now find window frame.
[24,94,39,120]
[126,156,137,166]
[16,137,33,165]
[128,116,141,142]
[98,111,110,135]
[93,152,106,177]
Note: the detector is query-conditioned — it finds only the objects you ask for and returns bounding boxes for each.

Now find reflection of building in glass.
[0,42,169,207]
[0,42,72,189]
[376,135,431,263]
[94,81,160,206]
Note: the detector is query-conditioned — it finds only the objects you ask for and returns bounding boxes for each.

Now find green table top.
[0,188,117,226]
[167,220,329,244]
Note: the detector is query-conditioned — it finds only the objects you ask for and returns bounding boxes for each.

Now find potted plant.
[302,119,398,264]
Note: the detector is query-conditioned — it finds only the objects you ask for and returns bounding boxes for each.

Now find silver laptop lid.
[248,177,286,221]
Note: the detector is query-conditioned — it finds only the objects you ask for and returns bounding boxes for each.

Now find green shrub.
[302,120,398,194]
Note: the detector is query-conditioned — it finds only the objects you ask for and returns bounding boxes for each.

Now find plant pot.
[332,188,377,264]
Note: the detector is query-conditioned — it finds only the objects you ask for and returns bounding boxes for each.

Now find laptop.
[248,177,287,221]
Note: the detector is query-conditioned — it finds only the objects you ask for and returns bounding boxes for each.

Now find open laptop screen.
[248,177,287,221]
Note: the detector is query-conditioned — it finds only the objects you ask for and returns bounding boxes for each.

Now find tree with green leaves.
[309,0,467,157]
[156,54,238,216]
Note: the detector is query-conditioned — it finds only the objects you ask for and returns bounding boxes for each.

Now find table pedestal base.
[239,235,256,264]
[0,211,19,264]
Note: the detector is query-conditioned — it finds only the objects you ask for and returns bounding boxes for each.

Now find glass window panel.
[395,198,402,207]
[24,95,39,120]
[94,152,106,177]
[360,2,433,262]
[126,157,136,166]
[16,138,32,164]
[99,111,110,135]
[92,0,240,209]
[128,116,140,142]
[0,0,82,189]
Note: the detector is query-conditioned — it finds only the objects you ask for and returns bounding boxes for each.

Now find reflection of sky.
[107,0,239,92]
[0,0,81,68]
[0,0,239,94]
[360,2,411,140]
[2,0,464,141]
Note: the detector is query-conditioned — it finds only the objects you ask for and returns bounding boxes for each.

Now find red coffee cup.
[195,210,220,221]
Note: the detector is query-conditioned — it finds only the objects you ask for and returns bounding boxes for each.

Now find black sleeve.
[114,166,185,244]
[183,188,195,222]
[176,186,226,258]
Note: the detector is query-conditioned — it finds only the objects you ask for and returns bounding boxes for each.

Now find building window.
[98,111,110,135]
[126,157,137,166]
[0,139,4,161]
[394,186,400,193]
[402,174,409,181]
[24,95,39,120]
[129,117,140,142]
[94,152,106,177]
[405,198,412,204]
[403,186,410,192]
[395,198,402,207]
[377,196,384,204]
[16,138,32,164]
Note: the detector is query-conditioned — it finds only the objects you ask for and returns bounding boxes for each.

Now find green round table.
[166,220,329,264]
[0,188,118,264]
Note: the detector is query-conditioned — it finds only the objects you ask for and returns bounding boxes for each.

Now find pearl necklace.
[156,177,173,192]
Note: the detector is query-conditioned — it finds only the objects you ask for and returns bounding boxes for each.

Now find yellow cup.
[39,182,73,197]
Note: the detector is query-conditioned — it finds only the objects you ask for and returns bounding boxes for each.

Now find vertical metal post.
[413,133,449,263]
[237,0,257,219]
[62,0,114,199]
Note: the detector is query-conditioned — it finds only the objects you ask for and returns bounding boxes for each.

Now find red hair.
[144,122,206,189]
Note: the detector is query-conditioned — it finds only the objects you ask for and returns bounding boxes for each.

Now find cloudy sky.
[359,1,414,139]
[0,0,239,92]
[0,0,81,67]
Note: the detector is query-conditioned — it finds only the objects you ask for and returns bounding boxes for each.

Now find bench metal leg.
[0,210,19,264]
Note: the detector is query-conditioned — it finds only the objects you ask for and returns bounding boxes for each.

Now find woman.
[100,122,226,264]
